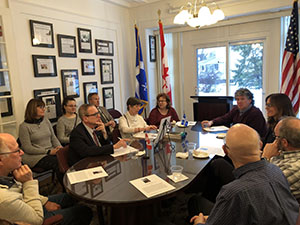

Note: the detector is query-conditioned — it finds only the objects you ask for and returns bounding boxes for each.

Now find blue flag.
[135,25,148,115]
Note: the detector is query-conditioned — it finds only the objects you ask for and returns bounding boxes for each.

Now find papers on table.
[133,132,158,140]
[110,145,138,157]
[176,121,197,127]
[203,125,229,132]
[67,166,108,185]
[130,174,175,198]
[167,173,189,183]
[197,146,225,157]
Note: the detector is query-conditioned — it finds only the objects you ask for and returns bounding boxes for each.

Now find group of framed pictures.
[29,19,116,121]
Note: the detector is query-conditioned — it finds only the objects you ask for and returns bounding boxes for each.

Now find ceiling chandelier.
[173,0,225,28]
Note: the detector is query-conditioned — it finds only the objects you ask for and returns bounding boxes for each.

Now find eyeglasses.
[223,143,230,150]
[86,112,100,117]
[38,106,45,109]
[0,149,21,155]
[158,100,166,103]
[265,103,273,107]
[272,134,282,139]
[66,105,77,107]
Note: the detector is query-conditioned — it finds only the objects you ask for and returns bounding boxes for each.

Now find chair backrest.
[56,145,70,174]
[108,109,122,119]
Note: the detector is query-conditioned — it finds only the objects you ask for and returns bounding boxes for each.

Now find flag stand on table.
[280,0,300,114]
[134,24,148,116]
[158,10,172,103]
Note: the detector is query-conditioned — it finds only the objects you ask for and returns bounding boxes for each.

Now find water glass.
[170,165,183,181]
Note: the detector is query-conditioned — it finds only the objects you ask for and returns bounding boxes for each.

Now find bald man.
[0,133,92,225]
[263,117,300,196]
[191,124,299,225]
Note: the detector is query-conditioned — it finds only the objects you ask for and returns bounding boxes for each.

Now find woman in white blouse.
[119,97,156,138]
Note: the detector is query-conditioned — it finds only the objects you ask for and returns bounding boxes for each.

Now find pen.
[118,137,134,145]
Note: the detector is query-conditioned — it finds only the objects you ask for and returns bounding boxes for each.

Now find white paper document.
[110,145,139,157]
[130,174,175,198]
[197,146,225,157]
[203,126,229,132]
[176,121,197,127]
[133,132,158,140]
[67,166,108,185]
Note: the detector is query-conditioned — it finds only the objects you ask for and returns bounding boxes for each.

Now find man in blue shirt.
[191,123,299,225]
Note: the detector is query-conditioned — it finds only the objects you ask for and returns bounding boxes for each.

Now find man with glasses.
[68,104,127,166]
[0,133,93,225]
[262,117,300,196]
[190,124,298,225]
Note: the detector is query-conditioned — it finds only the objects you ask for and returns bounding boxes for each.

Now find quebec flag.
[135,25,148,115]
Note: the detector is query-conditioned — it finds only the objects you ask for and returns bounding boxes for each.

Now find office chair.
[108,109,122,119]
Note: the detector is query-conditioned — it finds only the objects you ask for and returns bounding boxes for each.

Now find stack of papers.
[67,166,108,184]
[133,133,158,140]
[203,126,229,132]
[111,145,138,157]
[130,174,175,198]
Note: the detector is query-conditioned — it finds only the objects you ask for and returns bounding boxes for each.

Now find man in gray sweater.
[0,133,92,225]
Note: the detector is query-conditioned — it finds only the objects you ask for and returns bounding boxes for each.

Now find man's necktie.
[92,131,100,146]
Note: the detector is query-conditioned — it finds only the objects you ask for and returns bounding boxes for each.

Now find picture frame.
[0,71,10,93]
[57,34,77,57]
[0,92,13,117]
[100,59,114,84]
[95,39,114,56]
[104,160,121,182]
[61,70,80,98]
[71,182,89,196]
[32,55,57,77]
[77,28,92,53]
[102,87,114,109]
[33,88,62,122]
[81,59,95,75]
[83,82,98,103]
[29,20,54,48]
[89,181,103,198]
[149,35,156,62]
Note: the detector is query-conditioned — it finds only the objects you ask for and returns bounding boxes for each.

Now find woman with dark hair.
[19,98,63,183]
[263,93,295,147]
[148,93,179,127]
[56,97,80,145]
[119,97,156,138]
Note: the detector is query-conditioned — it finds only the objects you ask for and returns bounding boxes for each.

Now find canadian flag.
[145,133,152,150]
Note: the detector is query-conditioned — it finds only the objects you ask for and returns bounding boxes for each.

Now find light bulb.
[212,8,225,21]
[174,9,191,24]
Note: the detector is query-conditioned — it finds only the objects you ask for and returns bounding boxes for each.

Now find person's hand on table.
[201,120,213,128]
[113,139,127,149]
[190,212,209,224]
[145,125,157,131]
[44,201,61,211]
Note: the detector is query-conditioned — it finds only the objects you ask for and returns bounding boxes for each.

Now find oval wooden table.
[64,124,220,225]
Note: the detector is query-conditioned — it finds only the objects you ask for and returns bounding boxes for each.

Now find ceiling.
[105,0,161,8]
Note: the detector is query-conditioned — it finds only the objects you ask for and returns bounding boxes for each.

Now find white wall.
[2,0,135,130]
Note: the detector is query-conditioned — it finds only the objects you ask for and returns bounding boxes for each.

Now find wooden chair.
[56,145,70,174]
[108,109,122,119]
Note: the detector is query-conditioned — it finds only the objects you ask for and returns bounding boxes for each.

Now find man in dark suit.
[68,104,126,166]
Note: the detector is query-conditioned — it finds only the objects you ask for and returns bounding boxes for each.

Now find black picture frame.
[81,59,95,75]
[83,82,98,103]
[29,20,54,48]
[102,87,114,109]
[33,88,62,122]
[95,39,114,56]
[0,92,13,117]
[77,28,92,53]
[32,55,57,77]
[149,35,156,62]
[61,70,80,98]
[100,59,114,84]
[57,34,77,57]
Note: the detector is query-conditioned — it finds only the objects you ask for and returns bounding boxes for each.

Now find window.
[196,41,264,110]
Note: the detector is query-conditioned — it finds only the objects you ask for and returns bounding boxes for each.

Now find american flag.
[281,0,300,113]
[159,20,172,103]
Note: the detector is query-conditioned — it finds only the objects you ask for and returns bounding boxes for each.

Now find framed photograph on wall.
[57,34,77,57]
[61,70,80,98]
[77,28,92,53]
[100,59,114,84]
[83,82,98,103]
[102,87,114,109]
[32,55,57,77]
[33,88,62,122]
[81,59,95,75]
[95,39,114,56]
[0,92,13,117]
[149,35,156,62]
[29,20,54,48]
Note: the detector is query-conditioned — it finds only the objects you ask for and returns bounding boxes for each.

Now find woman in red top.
[147,93,180,127]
